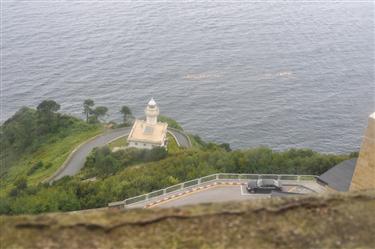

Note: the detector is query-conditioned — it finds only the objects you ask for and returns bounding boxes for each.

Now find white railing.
[108,173,317,208]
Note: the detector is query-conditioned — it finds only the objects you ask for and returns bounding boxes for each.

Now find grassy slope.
[0,115,184,197]
[167,133,181,153]
[1,190,374,249]
[158,115,183,131]
[108,136,128,150]
[188,134,205,149]
[0,126,103,196]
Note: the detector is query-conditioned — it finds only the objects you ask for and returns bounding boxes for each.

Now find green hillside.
[0,144,351,215]
[0,103,103,196]
[0,102,355,215]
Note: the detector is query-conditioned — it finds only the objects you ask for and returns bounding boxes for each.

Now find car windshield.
[260,179,276,187]
[248,181,257,187]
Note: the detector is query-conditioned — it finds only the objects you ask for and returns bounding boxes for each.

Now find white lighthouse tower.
[145,98,159,125]
[127,98,168,149]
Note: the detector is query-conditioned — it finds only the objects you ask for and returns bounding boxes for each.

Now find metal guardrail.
[108,173,317,208]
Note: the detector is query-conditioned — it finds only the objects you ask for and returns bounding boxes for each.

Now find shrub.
[1,146,352,215]
[158,115,183,131]
[27,161,44,176]
[15,177,28,190]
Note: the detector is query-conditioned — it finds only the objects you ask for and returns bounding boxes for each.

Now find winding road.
[167,128,191,148]
[49,127,191,182]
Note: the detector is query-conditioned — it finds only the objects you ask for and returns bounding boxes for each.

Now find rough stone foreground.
[1,191,375,249]
[350,112,375,191]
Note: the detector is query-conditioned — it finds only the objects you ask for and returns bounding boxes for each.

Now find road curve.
[167,128,192,148]
[50,127,132,182]
[49,127,191,182]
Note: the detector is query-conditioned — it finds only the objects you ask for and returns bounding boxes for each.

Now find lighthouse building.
[127,99,168,149]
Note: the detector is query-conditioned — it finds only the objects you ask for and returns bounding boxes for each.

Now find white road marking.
[146,182,274,208]
[288,186,298,192]
[240,185,246,195]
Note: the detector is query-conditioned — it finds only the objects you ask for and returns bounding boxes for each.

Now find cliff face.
[350,113,375,191]
[1,191,375,249]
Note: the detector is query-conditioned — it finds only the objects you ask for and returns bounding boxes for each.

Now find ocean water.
[2,1,374,153]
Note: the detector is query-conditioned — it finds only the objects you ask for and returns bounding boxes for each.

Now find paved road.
[168,129,191,148]
[154,184,316,208]
[50,127,132,182]
[156,186,269,208]
[124,180,322,209]
[50,127,191,182]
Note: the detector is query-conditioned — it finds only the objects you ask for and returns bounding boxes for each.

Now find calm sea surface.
[2,1,374,153]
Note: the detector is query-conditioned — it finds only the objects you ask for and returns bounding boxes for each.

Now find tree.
[220,143,232,152]
[37,100,60,114]
[93,106,108,123]
[120,106,132,125]
[83,99,95,123]
[1,107,36,151]
[36,100,61,133]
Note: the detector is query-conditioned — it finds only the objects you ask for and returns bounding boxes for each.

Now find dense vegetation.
[82,99,109,124]
[0,99,140,193]
[0,101,356,215]
[0,102,102,190]
[0,145,352,215]
[82,146,168,177]
[1,103,78,168]
[159,115,183,131]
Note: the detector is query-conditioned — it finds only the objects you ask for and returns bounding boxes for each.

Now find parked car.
[246,179,282,193]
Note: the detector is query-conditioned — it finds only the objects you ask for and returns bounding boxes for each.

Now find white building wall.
[146,116,157,125]
[128,141,163,149]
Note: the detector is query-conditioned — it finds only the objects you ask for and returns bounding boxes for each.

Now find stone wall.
[2,191,375,249]
[350,113,375,191]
